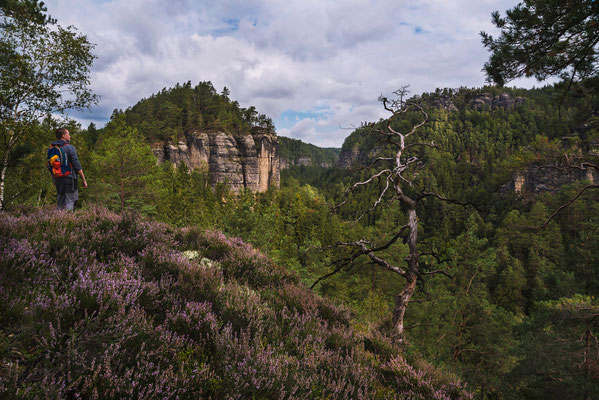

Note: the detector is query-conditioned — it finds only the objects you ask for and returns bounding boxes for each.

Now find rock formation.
[337,146,363,169]
[502,165,599,196]
[280,157,314,169]
[432,96,458,112]
[469,92,525,110]
[152,130,280,192]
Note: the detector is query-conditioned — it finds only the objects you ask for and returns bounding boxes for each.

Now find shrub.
[0,206,471,399]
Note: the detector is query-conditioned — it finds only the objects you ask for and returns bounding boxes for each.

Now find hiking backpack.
[47,143,72,178]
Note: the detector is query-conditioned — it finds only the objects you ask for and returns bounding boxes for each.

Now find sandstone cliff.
[468,92,525,110]
[152,130,280,192]
[429,92,525,112]
[337,146,362,169]
[502,165,598,196]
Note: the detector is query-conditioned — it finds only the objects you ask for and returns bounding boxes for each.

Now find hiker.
[48,128,88,210]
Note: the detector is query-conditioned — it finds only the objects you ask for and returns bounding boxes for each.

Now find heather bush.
[0,207,471,399]
[192,229,299,288]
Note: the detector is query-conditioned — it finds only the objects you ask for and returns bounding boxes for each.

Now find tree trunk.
[585,327,592,400]
[120,178,124,214]
[392,207,419,341]
[120,159,125,213]
[392,273,418,340]
[371,268,377,290]
[0,151,10,210]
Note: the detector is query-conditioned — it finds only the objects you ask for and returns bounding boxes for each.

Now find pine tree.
[91,115,157,213]
[481,0,599,86]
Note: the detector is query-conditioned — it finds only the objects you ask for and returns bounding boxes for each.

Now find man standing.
[50,128,87,210]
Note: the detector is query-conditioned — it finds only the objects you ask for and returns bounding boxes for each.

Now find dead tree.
[312,87,458,341]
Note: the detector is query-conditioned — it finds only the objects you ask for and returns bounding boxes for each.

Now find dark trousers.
[54,177,78,210]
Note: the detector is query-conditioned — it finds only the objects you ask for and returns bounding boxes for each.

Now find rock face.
[280,157,313,169]
[152,130,280,192]
[337,146,362,169]
[280,157,337,169]
[427,92,525,112]
[502,165,599,196]
[469,93,525,110]
[432,96,458,112]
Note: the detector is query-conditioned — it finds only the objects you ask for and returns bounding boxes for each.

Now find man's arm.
[78,169,88,188]
[65,144,87,188]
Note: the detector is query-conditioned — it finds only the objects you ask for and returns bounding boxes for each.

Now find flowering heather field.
[0,206,471,399]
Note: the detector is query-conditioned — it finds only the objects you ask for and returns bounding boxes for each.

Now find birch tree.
[0,0,96,208]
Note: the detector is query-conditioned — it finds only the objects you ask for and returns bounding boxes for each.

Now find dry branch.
[536,184,599,230]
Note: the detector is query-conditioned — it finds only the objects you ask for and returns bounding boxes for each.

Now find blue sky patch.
[277,106,334,129]
[213,18,240,36]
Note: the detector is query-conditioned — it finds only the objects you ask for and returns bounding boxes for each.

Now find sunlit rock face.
[152,130,280,192]
[502,166,598,196]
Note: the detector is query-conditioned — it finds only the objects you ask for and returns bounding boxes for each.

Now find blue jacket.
[50,140,83,173]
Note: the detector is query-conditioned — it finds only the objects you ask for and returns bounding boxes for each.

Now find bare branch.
[405,141,438,150]
[373,126,398,137]
[310,226,410,289]
[465,270,480,296]
[533,156,599,174]
[536,184,599,230]
[355,174,394,221]
[352,157,396,174]
[334,169,391,211]
[419,191,483,212]
[404,323,435,330]
[420,251,451,265]
[322,88,451,341]
[563,154,599,172]
[309,259,355,290]
[404,105,429,139]
[7,184,34,202]
[365,251,406,276]
[420,270,454,279]
[371,225,409,252]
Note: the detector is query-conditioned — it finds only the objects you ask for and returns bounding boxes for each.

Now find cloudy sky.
[46,0,543,147]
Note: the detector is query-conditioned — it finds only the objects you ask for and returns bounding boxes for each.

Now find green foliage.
[0,0,53,26]
[481,0,599,86]
[122,81,275,142]
[408,215,519,397]
[0,0,96,208]
[278,136,340,167]
[507,295,599,399]
[0,40,597,397]
[313,83,599,398]
[2,0,598,396]
[152,162,220,229]
[89,114,157,213]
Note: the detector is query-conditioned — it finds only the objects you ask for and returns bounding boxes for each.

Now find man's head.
[55,128,70,141]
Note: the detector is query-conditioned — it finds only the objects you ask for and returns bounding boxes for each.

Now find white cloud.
[46,0,544,147]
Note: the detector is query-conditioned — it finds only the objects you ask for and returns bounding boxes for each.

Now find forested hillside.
[287,81,599,399]
[278,136,340,168]
[121,81,275,142]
